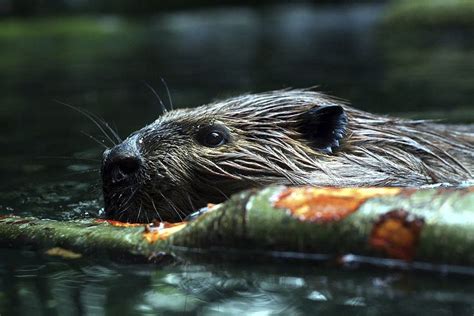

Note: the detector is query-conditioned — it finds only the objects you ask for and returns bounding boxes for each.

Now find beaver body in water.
[101,89,474,222]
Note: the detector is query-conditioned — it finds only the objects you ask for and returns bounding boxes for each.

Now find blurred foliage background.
[0,0,473,202]
[0,0,473,194]
[1,1,474,315]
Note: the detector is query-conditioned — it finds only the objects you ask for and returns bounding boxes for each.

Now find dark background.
[0,1,473,314]
[1,1,472,196]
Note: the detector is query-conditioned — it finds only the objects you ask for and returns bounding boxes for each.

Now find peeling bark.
[0,186,473,269]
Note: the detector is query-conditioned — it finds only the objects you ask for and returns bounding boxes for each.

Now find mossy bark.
[0,186,473,268]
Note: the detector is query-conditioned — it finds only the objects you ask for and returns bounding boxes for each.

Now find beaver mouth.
[103,185,193,223]
[99,138,186,223]
[101,150,215,223]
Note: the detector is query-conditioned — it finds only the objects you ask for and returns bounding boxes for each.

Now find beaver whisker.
[60,169,101,180]
[110,187,131,201]
[114,197,137,222]
[79,131,109,149]
[145,192,163,222]
[212,186,229,201]
[38,155,101,163]
[186,193,196,211]
[160,77,174,111]
[56,100,121,146]
[136,202,143,223]
[117,187,138,213]
[117,206,127,222]
[159,191,184,222]
[143,81,168,114]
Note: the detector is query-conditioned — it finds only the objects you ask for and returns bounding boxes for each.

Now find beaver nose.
[102,144,142,185]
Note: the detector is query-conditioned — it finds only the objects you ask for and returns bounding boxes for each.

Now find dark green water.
[1,3,473,315]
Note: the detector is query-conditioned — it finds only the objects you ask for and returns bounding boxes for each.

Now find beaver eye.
[196,125,229,147]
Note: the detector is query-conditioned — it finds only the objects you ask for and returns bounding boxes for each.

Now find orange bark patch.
[370,209,424,261]
[274,187,401,222]
[143,222,187,243]
[94,219,187,242]
[95,219,144,227]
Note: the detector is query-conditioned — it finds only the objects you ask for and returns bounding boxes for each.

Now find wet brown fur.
[102,89,474,222]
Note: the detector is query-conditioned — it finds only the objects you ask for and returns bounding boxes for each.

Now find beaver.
[101,89,474,223]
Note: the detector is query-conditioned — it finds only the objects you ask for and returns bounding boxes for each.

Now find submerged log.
[0,186,473,270]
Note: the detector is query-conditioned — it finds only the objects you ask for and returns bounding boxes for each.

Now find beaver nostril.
[116,156,141,175]
[102,144,142,185]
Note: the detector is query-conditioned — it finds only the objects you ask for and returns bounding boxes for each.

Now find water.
[0,2,473,315]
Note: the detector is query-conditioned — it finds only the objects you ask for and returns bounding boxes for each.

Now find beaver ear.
[299,105,348,154]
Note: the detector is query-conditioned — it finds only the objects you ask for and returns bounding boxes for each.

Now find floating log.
[0,186,473,270]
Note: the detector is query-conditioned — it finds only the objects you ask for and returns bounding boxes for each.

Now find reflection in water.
[1,249,473,315]
[0,2,473,315]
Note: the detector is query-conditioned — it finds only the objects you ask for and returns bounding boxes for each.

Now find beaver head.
[101,89,473,222]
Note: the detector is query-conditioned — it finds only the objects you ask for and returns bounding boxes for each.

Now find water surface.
[1,3,473,315]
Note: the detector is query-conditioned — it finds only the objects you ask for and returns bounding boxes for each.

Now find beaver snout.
[101,142,142,186]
